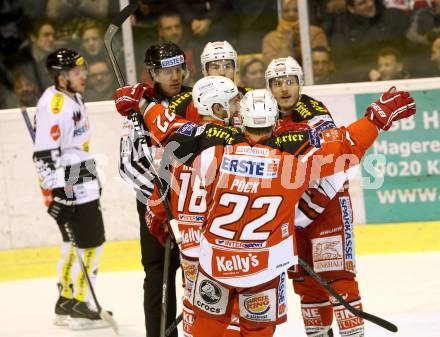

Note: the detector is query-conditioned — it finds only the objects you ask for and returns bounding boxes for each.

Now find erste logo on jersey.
[212,248,269,277]
[51,93,64,114]
[220,154,279,178]
[50,124,60,141]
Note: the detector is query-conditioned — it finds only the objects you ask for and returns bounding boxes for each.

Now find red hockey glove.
[365,87,416,131]
[114,83,152,117]
[274,121,310,137]
[145,205,168,247]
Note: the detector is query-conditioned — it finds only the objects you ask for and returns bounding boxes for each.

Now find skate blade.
[69,317,110,330]
[53,314,70,326]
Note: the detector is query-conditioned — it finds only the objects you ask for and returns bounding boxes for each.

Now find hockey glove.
[114,83,153,116]
[365,87,416,131]
[145,205,168,247]
[48,187,75,225]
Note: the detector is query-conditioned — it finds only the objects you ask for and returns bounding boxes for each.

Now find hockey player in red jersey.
[147,75,240,337]
[266,56,365,337]
[114,82,415,336]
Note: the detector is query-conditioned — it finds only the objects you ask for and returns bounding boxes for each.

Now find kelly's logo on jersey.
[51,93,64,114]
[220,155,279,178]
[212,248,269,277]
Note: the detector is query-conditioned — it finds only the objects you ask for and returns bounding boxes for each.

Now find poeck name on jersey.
[220,155,279,178]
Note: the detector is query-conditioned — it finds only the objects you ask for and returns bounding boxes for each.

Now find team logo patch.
[195,124,207,136]
[50,124,60,141]
[308,121,335,148]
[51,93,64,114]
[220,154,279,179]
[199,280,221,304]
[239,289,276,322]
[177,122,197,136]
[321,129,343,143]
[312,236,344,272]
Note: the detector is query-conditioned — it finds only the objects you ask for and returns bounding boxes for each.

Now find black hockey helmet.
[144,42,186,69]
[46,48,86,76]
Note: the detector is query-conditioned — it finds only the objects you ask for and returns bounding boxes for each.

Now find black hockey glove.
[48,188,75,225]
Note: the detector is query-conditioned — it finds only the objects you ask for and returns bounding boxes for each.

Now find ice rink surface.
[1,252,439,337]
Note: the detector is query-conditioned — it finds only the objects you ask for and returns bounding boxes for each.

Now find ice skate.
[53,296,73,326]
[68,299,112,330]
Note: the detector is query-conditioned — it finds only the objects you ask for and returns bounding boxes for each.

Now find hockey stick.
[165,312,183,337]
[64,224,119,334]
[20,106,35,142]
[104,4,181,337]
[23,106,118,334]
[298,257,398,332]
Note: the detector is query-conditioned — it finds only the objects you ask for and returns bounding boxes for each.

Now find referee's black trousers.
[137,199,181,337]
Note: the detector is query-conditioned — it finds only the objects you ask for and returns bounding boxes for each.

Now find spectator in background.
[156,10,196,83]
[261,0,329,67]
[239,57,265,89]
[431,34,440,75]
[79,19,106,63]
[30,20,56,90]
[312,46,337,84]
[12,69,41,106]
[30,20,55,64]
[47,0,109,20]
[369,47,410,81]
[407,0,440,45]
[328,0,392,82]
[84,61,115,101]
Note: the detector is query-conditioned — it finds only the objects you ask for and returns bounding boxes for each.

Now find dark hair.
[78,19,103,39]
[30,19,55,37]
[312,46,332,56]
[378,47,402,62]
[240,58,264,79]
[158,9,182,24]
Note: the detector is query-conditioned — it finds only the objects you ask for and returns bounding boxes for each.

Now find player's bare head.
[201,41,238,80]
[240,89,278,143]
[46,48,88,94]
[193,76,240,124]
[144,42,187,98]
[266,57,303,113]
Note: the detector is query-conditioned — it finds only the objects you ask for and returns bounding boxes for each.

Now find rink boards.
[1,220,439,282]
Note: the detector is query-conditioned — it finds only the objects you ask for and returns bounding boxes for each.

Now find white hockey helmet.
[192,76,239,122]
[201,41,238,76]
[240,89,278,128]
[265,56,304,89]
